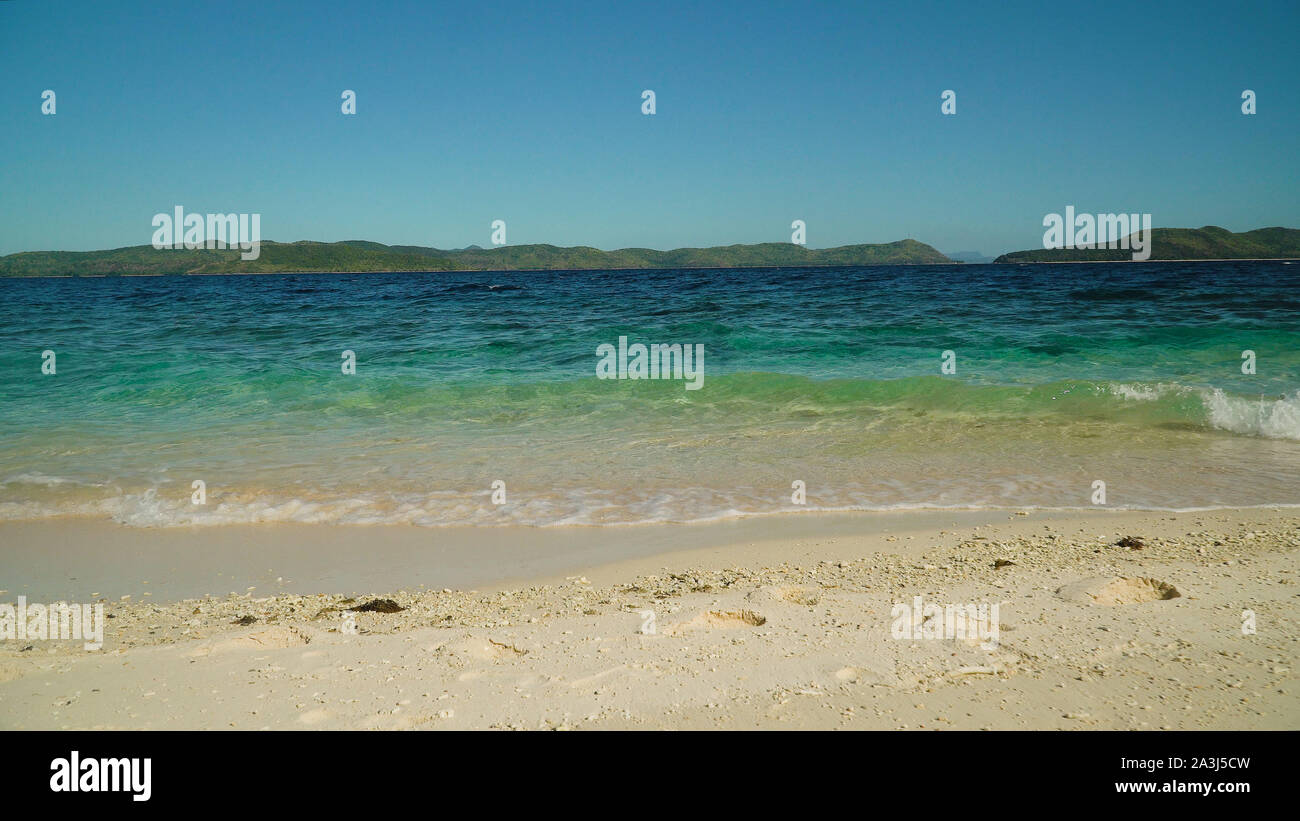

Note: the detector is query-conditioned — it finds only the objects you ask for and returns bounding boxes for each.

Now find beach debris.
[1114,536,1145,549]
[232,615,257,626]
[348,598,404,614]
[487,639,527,656]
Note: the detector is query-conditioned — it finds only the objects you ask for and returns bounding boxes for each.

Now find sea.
[1,261,1297,527]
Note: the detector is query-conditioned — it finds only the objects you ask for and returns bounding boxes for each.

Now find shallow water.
[1,261,1298,526]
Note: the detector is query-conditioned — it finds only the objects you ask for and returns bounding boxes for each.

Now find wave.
[1202,388,1300,439]
[3,489,1297,529]
[1092,382,1300,440]
[2,376,1297,528]
[639,374,1300,441]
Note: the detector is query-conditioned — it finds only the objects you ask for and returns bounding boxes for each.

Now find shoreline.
[2,507,1296,729]
[3,506,1292,605]
[0,508,1038,604]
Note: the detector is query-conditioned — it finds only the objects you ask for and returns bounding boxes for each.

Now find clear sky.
[1,0,1296,257]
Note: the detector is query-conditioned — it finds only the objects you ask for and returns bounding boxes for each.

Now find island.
[995,226,1300,263]
[0,239,952,276]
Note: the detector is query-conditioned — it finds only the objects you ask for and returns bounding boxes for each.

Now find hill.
[0,238,952,277]
[994,226,1300,263]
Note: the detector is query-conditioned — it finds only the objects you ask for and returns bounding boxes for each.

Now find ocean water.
[1,261,1298,527]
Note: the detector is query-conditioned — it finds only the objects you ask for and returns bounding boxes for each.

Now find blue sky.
[1,0,1296,257]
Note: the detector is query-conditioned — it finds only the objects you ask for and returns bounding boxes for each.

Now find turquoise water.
[1,261,1298,526]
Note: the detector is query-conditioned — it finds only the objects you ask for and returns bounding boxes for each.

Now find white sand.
[1,508,1296,730]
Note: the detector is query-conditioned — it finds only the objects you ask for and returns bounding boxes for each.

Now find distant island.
[7,227,1296,276]
[0,239,951,277]
[944,251,995,264]
[995,226,1300,263]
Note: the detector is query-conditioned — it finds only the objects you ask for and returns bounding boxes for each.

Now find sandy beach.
[2,507,1295,730]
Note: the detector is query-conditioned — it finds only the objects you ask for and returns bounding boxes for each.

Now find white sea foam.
[1105,382,1300,441]
[1,473,86,487]
[2,476,1297,528]
[1203,389,1300,441]
[1109,382,1167,401]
